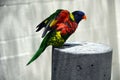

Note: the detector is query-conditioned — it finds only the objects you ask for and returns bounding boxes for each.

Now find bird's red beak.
[82,15,87,20]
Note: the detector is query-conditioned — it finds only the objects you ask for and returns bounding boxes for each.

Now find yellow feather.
[56,31,62,39]
[70,13,75,21]
[48,31,64,47]
[50,20,58,27]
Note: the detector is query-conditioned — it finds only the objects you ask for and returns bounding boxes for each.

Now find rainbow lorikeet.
[27,9,86,65]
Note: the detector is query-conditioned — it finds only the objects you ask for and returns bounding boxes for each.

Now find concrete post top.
[54,42,112,54]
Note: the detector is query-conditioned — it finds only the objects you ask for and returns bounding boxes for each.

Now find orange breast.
[56,20,78,35]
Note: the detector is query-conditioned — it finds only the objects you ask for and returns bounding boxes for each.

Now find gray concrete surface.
[52,42,112,80]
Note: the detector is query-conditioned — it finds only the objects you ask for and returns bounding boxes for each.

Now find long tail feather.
[26,36,50,65]
[27,30,52,66]
[26,44,47,65]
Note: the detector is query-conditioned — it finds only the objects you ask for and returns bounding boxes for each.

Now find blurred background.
[0,0,120,80]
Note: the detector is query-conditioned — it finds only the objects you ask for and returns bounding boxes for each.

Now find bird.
[27,9,86,65]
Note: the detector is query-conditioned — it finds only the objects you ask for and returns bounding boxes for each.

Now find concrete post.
[52,42,112,80]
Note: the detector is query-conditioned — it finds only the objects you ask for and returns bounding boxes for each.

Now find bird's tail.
[26,36,49,65]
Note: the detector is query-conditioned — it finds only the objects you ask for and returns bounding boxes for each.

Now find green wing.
[36,9,63,37]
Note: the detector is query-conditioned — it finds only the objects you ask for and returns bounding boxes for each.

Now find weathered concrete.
[52,42,112,80]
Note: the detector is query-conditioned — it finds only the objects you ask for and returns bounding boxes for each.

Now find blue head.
[72,11,86,24]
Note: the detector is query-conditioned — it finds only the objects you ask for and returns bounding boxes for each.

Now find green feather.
[47,31,65,47]
[45,9,62,25]
[41,9,63,37]
[27,30,67,65]
[26,32,51,65]
[36,9,62,32]
[27,9,71,65]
